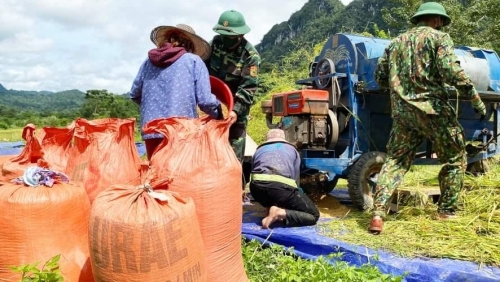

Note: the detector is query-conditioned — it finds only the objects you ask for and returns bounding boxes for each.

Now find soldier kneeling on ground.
[249,129,320,229]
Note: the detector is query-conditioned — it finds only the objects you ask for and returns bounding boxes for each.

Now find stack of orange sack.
[0,123,94,282]
[0,114,248,281]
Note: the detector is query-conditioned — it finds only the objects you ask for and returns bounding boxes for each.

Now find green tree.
[110,96,139,119]
[80,90,139,120]
[80,89,115,118]
[382,0,500,52]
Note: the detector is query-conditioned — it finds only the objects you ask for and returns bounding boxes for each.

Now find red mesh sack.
[0,155,15,166]
[37,121,77,172]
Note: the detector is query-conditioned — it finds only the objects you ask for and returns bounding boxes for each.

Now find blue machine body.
[296,33,500,182]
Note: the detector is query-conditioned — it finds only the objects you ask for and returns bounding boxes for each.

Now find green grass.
[0,128,24,142]
[242,239,405,282]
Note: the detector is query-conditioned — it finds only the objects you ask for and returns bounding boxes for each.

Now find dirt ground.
[311,193,352,218]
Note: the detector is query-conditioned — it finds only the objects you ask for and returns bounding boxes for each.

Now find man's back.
[375,25,478,115]
[251,143,300,181]
[382,26,452,113]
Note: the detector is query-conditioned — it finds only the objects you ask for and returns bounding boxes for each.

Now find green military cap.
[410,2,451,26]
[213,10,251,35]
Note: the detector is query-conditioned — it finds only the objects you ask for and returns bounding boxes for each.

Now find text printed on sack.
[91,218,201,277]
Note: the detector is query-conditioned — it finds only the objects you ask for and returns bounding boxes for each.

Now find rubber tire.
[347,151,387,211]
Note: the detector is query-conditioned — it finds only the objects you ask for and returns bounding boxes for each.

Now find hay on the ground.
[318,162,500,267]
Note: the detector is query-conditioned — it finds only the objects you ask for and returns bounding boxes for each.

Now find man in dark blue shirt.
[250,129,319,229]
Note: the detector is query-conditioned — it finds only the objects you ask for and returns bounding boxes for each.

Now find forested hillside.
[257,0,500,70]
[0,85,138,129]
[0,87,85,112]
[257,0,393,70]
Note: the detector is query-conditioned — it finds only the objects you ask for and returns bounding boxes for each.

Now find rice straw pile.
[319,160,500,267]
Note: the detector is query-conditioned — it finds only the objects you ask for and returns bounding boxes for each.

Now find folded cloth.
[12,166,70,188]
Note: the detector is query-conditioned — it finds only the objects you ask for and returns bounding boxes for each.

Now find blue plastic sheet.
[242,190,500,282]
[0,141,24,149]
[135,142,146,157]
[0,141,24,156]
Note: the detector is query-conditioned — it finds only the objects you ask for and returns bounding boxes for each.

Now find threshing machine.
[261,33,500,210]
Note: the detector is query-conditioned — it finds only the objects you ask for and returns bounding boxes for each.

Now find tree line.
[0,90,139,129]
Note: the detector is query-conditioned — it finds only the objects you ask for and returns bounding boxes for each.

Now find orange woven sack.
[0,155,15,166]
[1,123,76,181]
[89,175,207,282]
[1,124,43,181]
[65,118,142,203]
[37,122,77,172]
[0,181,94,282]
[144,117,248,282]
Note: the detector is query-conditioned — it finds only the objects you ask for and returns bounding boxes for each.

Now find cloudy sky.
[0,0,352,94]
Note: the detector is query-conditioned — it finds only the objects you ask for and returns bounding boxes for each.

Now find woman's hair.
[157,31,194,53]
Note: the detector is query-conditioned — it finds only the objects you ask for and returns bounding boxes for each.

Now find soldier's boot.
[368,215,384,234]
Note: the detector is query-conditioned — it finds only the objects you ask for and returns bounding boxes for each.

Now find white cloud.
[0,1,34,39]
[0,33,53,54]
[25,65,53,81]
[0,65,53,90]
[0,0,354,93]
[23,0,112,27]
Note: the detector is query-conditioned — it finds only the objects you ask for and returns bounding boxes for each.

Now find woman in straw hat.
[129,24,223,160]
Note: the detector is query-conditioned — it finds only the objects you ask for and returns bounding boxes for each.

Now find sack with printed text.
[89,169,207,282]
[144,116,248,282]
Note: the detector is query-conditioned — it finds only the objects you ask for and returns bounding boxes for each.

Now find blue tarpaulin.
[242,191,500,282]
[0,141,24,156]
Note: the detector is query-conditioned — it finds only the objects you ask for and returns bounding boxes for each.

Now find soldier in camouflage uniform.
[369,2,487,234]
[206,10,261,187]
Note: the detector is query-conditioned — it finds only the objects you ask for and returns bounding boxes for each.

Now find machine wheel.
[313,58,335,89]
[326,110,339,150]
[347,151,387,211]
[466,160,490,176]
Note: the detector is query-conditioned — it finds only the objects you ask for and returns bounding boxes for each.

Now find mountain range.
[0,83,85,112]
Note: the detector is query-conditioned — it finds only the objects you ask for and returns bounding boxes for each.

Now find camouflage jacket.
[375,25,480,115]
[206,35,261,118]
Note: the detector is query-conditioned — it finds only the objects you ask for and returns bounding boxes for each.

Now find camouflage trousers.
[229,120,247,189]
[373,105,466,217]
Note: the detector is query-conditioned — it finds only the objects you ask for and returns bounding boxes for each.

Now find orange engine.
[261,89,332,149]
[269,89,329,116]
